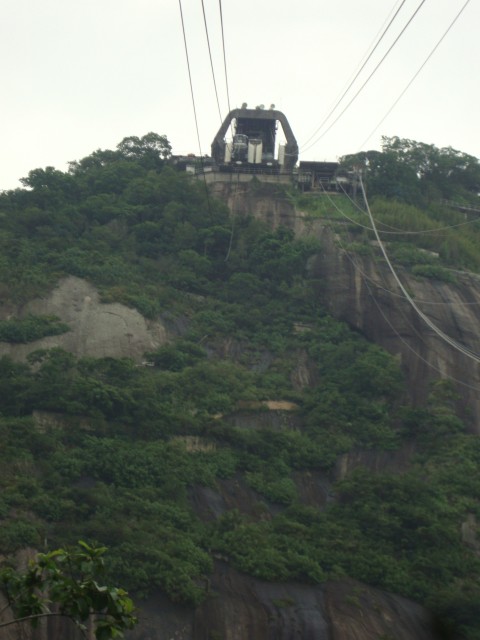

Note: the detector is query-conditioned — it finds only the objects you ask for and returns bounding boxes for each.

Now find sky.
[1,0,479,191]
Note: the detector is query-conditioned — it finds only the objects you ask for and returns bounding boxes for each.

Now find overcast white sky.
[1,0,478,191]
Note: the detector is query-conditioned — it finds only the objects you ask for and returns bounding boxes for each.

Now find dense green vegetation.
[294,137,480,278]
[0,315,69,343]
[295,190,480,273]
[342,136,480,205]
[0,134,479,637]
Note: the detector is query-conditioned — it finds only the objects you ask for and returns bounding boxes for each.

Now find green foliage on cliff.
[0,315,69,343]
[0,134,479,637]
[295,138,480,278]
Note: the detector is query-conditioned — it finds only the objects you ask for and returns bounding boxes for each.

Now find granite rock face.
[324,579,437,640]
[0,567,441,640]
[0,276,168,363]
[213,182,480,431]
[129,570,438,640]
[307,224,480,431]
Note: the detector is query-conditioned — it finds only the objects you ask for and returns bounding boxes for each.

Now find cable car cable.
[301,0,428,155]
[360,0,472,149]
[360,174,480,363]
[300,0,408,149]
[178,0,204,159]
[364,275,480,392]
[201,0,224,124]
[218,0,232,114]
[336,182,480,234]
[329,194,480,391]
[178,0,214,214]
[317,183,480,308]
[318,180,474,236]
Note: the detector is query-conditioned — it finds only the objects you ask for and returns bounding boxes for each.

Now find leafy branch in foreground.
[0,541,137,640]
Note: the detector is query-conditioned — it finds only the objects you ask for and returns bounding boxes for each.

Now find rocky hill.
[1,138,480,639]
[213,180,480,430]
[5,182,479,430]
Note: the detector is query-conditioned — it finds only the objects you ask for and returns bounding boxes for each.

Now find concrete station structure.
[172,105,357,192]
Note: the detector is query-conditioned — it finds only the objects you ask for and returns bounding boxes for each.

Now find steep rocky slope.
[129,570,438,640]
[2,179,476,639]
[309,225,480,430]
[1,575,438,640]
[212,180,480,431]
[5,183,478,432]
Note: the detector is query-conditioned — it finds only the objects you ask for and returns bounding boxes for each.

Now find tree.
[341,137,480,203]
[0,541,137,640]
[68,149,123,174]
[117,132,172,170]
[19,167,81,208]
[340,149,422,203]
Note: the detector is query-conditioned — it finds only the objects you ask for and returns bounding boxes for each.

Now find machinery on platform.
[211,106,299,174]
[170,104,356,192]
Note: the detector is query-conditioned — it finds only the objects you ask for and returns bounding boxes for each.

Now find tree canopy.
[0,542,137,640]
[341,135,480,204]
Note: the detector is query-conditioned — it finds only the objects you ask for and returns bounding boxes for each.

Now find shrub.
[0,315,69,343]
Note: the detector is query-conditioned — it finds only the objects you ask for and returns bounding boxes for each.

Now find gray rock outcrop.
[0,276,168,362]
[129,570,439,640]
